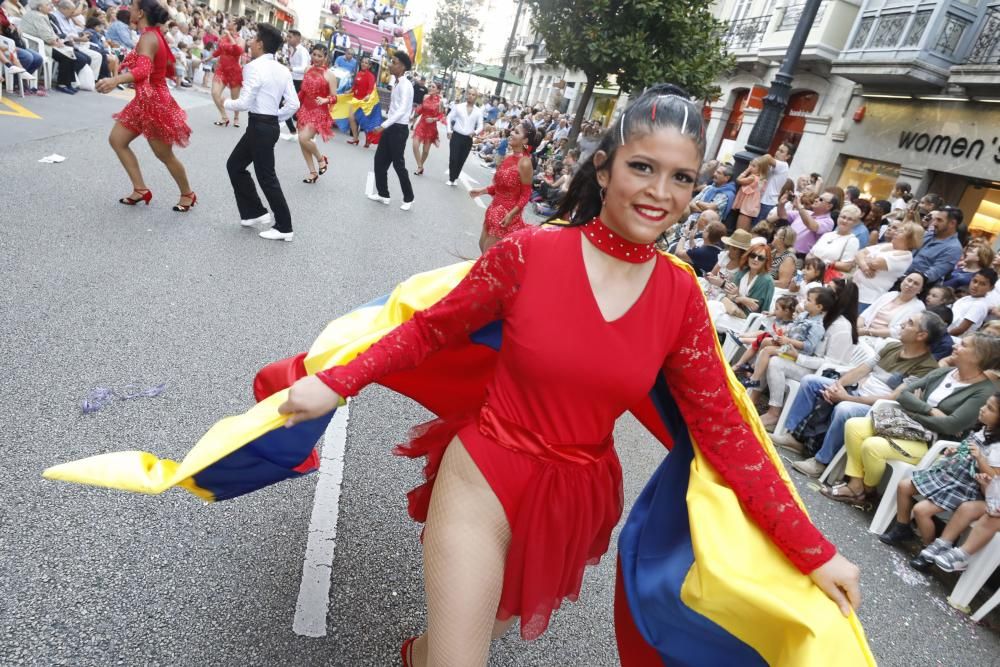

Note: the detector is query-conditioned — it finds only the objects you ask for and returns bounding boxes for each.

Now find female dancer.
[468,119,539,252]
[410,80,444,175]
[277,85,861,666]
[210,18,244,127]
[295,43,337,184]
[95,0,194,212]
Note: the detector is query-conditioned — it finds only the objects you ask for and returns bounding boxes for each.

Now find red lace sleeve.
[125,53,152,84]
[316,228,535,397]
[517,183,532,209]
[487,184,496,196]
[661,271,836,573]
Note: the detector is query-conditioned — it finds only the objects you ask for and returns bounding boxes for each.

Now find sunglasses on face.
[748,253,766,262]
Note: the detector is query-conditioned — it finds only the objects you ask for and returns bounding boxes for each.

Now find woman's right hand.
[278,376,342,427]
[95,77,117,94]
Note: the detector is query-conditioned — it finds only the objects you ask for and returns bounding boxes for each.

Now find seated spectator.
[718,242,773,319]
[2,0,26,18]
[0,5,44,93]
[105,8,135,51]
[822,333,1000,503]
[777,190,837,258]
[769,226,797,289]
[83,16,118,79]
[788,255,824,301]
[890,180,912,212]
[681,163,736,230]
[926,303,956,360]
[858,271,928,350]
[904,206,964,285]
[705,228,752,293]
[902,191,945,228]
[943,242,994,293]
[731,295,798,374]
[869,199,893,243]
[764,179,796,225]
[949,269,997,340]
[774,312,943,477]
[676,218,725,276]
[806,203,861,276]
[853,222,924,310]
[881,393,1000,571]
[756,278,859,429]
[928,499,1000,572]
[49,0,106,78]
[19,0,89,94]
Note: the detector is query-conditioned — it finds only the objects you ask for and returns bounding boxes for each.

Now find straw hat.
[721,229,752,250]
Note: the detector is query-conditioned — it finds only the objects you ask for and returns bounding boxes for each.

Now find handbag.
[871,403,934,446]
[821,235,851,283]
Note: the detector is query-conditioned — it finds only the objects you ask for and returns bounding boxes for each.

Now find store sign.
[840,100,1000,181]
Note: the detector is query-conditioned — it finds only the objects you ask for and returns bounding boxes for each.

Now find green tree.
[526,0,734,145]
[427,0,477,90]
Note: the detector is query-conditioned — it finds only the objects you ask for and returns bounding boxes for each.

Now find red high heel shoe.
[346,138,359,145]
[172,192,197,212]
[213,119,230,127]
[119,188,152,206]
[400,636,417,667]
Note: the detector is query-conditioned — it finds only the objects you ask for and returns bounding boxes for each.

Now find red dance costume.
[113,27,191,147]
[483,154,532,238]
[296,66,336,141]
[412,93,443,145]
[317,221,834,640]
[214,35,243,88]
[351,68,375,101]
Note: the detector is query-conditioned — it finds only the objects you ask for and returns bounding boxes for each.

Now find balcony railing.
[723,15,772,51]
[966,6,1000,65]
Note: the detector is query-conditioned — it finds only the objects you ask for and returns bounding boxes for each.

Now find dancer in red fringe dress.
[410,81,444,175]
[210,20,244,127]
[295,43,338,184]
[468,120,540,252]
[96,0,194,212]
[276,85,861,667]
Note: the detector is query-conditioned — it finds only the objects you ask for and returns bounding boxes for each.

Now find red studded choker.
[583,217,658,263]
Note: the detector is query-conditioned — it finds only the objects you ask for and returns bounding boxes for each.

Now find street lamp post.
[731,0,824,177]
[495,0,525,97]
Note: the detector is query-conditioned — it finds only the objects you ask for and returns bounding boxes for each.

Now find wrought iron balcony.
[966,6,1000,65]
[723,15,772,52]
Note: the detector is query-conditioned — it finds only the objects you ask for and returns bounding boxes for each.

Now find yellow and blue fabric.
[401,25,423,68]
[42,257,874,664]
[330,87,383,135]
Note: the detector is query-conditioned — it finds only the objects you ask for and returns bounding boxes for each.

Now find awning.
[463,64,524,87]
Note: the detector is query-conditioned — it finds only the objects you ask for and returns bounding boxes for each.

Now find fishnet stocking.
[420,437,512,667]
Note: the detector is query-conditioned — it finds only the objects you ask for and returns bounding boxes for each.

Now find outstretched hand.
[810,552,861,616]
[277,376,342,428]
[95,77,116,94]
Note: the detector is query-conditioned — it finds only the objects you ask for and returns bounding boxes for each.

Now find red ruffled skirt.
[114,82,192,147]
[395,406,623,640]
[215,56,243,88]
[412,117,440,145]
[297,105,335,141]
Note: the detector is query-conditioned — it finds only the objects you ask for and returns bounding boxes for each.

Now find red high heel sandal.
[346,138,359,145]
[119,189,152,206]
[173,192,197,212]
[400,636,417,667]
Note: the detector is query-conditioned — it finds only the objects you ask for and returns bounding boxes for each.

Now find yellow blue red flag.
[330,88,383,135]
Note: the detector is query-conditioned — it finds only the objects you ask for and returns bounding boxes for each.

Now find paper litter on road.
[38,154,66,164]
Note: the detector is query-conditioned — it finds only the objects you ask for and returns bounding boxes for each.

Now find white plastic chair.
[950,533,1000,612]
[21,34,51,90]
[719,312,764,364]
[867,439,955,535]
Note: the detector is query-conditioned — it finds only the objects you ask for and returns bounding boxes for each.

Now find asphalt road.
[2,86,1000,667]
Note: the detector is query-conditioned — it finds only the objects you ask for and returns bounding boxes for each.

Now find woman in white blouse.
[807,204,862,274]
[852,221,924,309]
[858,271,927,351]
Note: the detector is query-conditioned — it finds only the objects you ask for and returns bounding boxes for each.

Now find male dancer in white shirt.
[445,87,483,186]
[282,29,309,140]
[225,23,300,242]
[367,51,414,211]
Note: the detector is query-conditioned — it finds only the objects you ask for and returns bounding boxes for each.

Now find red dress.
[317,223,834,640]
[483,154,531,238]
[412,93,443,145]
[296,66,335,141]
[351,68,375,101]
[214,35,243,88]
[113,27,191,147]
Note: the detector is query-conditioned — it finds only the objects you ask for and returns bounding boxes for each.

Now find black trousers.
[374,123,414,203]
[51,47,88,87]
[284,79,302,133]
[448,132,473,182]
[226,113,293,232]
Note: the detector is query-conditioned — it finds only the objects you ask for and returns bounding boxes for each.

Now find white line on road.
[365,171,374,197]
[459,172,487,209]
[292,403,350,638]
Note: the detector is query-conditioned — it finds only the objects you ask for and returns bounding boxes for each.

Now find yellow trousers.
[843,416,928,488]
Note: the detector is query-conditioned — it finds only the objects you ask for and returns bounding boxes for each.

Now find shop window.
[721,89,749,141]
[835,157,901,201]
[962,187,1000,242]
[768,90,819,155]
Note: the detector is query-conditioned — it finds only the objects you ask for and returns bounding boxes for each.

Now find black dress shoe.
[879,521,916,546]
[909,553,934,572]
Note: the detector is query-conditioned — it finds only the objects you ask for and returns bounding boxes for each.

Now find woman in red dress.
[410,81,444,175]
[95,0,194,212]
[209,20,244,127]
[346,55,377,147]
[469,120,540,252]
[295,44,338,184]
[277,85,861,666]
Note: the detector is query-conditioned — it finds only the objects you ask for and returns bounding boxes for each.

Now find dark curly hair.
[138,0,170,25]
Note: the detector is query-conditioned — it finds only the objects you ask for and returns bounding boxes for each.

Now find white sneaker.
[282,133,298,141]
[400,201,413,211]
[367,193,390,204]
[259,228,294,242]
[240,212,272,227]
[445,180,456,186]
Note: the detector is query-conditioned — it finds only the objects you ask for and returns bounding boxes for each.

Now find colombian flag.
[43,255,874,665]
[330,87,383,135]
[401,25,423,68]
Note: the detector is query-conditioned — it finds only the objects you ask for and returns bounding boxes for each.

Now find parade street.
[3,88,1000,667]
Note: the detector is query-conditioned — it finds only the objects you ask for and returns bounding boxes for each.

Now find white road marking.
[459,172,487,209]
[292,403,350,638]
[365,172,374,197]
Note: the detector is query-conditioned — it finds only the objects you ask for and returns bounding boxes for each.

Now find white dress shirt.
[447,103,484,137]
[288,43,309,81]
[381,74,413,128]
[334,33,351,49]
[225,53,300,123]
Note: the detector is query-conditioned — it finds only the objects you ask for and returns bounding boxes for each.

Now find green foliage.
[427,0,477,74]
[525,0,734,99]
